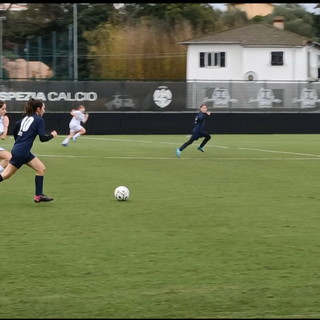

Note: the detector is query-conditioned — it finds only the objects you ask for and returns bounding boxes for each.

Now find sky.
[210,3,318,13]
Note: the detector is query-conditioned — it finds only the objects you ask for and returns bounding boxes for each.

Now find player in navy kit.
[0,98,58,203]
[176,104,211,158]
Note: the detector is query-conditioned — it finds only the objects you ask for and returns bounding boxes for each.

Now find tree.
[312,4,320,42]
[83,3,223,80]
[263,3,315,38]
[84,19,191,80]
[2,3,114,79]
[77,3,115,79]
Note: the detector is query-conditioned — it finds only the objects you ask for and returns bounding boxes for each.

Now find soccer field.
[1,134,320,318]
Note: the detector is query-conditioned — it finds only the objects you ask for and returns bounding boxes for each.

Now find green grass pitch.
[1,134,320,318]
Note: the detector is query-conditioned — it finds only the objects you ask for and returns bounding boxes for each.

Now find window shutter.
[220,52,225,67]
[200,52,205,68]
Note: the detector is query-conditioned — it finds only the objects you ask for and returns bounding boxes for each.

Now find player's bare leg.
[62,131,76,147]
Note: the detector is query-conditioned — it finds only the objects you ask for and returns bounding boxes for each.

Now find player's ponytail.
[24,98,44,115]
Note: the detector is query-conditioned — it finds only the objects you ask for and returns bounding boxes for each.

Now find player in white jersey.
[61,105,89,147]
[0,100,11,173]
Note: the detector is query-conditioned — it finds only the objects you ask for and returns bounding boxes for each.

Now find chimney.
[273,16,285,30]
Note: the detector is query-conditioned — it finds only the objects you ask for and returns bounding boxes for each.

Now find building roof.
[179,22,315,47]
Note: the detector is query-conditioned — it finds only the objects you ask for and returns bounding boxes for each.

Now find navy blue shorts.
[9,152,35,169]
[192,130,209,140]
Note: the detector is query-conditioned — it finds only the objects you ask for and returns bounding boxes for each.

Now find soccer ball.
[114,186,130,201]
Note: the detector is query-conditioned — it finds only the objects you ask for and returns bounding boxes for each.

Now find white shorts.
[69,124,84,133]
[0,147,5,151]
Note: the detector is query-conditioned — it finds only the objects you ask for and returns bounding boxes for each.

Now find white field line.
[238,147,320,158]
[38,155,320,161]
[80,136,320,158]
[9,136,320,161]
[79,136,230,148]
[81,136,229,149]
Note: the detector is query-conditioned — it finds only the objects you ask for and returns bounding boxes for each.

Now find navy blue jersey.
[12,114,46,155]
[192,111,209,137]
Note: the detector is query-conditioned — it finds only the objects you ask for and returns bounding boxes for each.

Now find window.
[200,52,226,68]
[271,51,283,66]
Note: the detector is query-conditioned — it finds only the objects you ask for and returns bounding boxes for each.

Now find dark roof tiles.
[179,23,312,47]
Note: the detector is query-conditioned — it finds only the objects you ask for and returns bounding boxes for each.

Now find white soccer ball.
[114,186,130,201]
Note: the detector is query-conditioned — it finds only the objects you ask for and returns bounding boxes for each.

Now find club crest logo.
[153,86,172,108]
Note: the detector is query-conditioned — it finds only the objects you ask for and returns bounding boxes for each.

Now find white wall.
[186,44,314,81]
[309,45,320,79]
[241,47,308,81]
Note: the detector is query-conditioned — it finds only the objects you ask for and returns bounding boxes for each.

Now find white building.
[179,17,320,82]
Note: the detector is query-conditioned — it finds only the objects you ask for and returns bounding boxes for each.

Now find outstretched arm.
[39,130,58,142]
